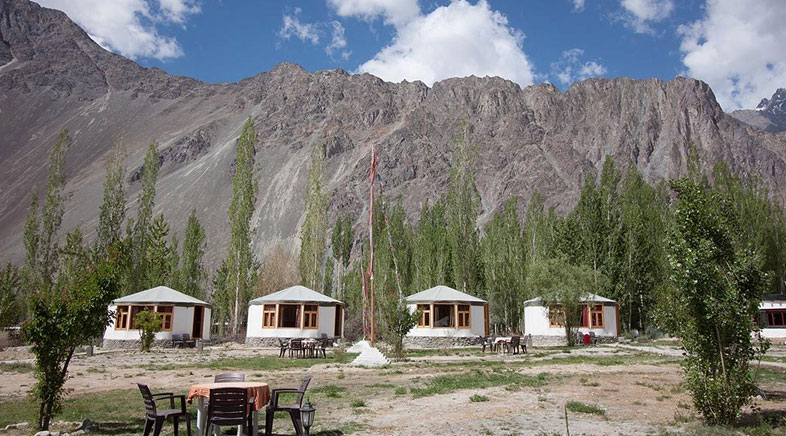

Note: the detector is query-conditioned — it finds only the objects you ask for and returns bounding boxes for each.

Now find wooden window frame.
[277,304,301,328]
[548,305,564,327]
[457,304,471,329]
[115,305,130,330]
[766,310,786,328]
[433,304,455,328]
[156,305,174,331]
[303,304,319,329]
[417,304,431,327]
[590,304,604,329]
[262,304,277,329]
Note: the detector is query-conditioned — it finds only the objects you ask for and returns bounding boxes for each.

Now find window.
[129,305,154,330]
[765,310,786,328]
[549,305,564,327]
[590,305,604,328]
[303,305,319,329]
[457,305,471,328]
[278,304,301,328]
[417,304,431,327]
[434,304,455,328]
[157,306,173,331]
[115,305,130,330]
[262,304,276,328]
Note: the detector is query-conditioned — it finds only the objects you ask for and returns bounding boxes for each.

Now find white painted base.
[348,341,389,366]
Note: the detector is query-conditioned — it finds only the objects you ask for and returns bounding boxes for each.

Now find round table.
[188,381,270,436]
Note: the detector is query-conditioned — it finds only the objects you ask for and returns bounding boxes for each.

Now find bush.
[566,401,605,415]
[469,394,489,402]
[135,310,162,352]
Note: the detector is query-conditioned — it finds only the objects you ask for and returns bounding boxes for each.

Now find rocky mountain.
[730,88,786,133]
[1,0,786,269]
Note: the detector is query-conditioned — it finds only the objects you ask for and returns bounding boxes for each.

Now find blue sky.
[38,0,786,111]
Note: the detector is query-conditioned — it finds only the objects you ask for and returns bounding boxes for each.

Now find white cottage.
[760,294,786,343]
[103,286,211,349]
[404,286,489,347]
[524,293,619,346]
[245,286,344,347]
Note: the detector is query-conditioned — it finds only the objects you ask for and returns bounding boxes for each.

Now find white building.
[524,293,619,346]
[245,286,344,347]
[103,286,211,349]
[404,286,489,347]
[760,294,786,343]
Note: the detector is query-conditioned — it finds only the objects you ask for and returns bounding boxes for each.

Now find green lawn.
[143,352,357,372]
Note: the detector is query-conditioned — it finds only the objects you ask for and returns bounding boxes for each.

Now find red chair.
[583,333,591,346]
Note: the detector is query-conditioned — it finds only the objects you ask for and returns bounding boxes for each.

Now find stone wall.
[403,336,482,348]
[244,337,285,348]
[101,338,202,350]
[528,335,619,347]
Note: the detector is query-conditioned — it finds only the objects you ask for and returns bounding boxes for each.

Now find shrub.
[566,401,605,415]
[469,394,489,402]
[135,310,162,352]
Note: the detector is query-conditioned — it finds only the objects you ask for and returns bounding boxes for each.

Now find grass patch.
[0,362,33,373]
[579,377,600,387]
[366,383,395,389]
[350,400,365,408]
[143,353,357,372]
[469,394,489,402]
[394,387,407,395]
[410,369,549,398]
[566,401,605,416]
[310,384,347,398]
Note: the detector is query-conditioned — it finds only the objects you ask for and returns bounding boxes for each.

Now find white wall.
[103,304,210,341]
[406,303,485,338]
[761,300,786,339]
[245,304,342,339]
[524,305,618,337]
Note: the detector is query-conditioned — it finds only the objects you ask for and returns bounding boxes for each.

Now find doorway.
[192,306,204,339]
[334,306,343,337]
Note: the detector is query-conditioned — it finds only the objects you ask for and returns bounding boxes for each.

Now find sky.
[36,0,786,111]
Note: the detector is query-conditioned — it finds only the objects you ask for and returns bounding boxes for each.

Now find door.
[192,306,204,339]
[334,305,343,337]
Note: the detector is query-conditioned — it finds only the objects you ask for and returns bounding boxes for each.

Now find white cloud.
[573,0,585,12]
[349,0,534,87]
[36,0,199,60]
[620,0,674,34]
[550,48,607,85]
[327,0,420,27]
[279,11,320,45]
[678,0,786,110]
[326,21,351,60]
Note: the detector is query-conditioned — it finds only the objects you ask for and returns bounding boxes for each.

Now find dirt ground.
[1,344,785,436]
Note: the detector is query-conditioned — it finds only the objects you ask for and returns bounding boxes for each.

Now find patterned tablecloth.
[187,381,270,411]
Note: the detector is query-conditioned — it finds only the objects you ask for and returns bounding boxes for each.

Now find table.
[187,381,270,436]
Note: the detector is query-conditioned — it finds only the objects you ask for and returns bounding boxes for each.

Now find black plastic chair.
[137,383,191,436]
[171,334,184,348]
[264,375,312,436]
[206,387,250,436]
[182,333,197,348]
[315,339,327,358]
[278,339,290,358]
[289,339,304,358]
[214,373,245,383]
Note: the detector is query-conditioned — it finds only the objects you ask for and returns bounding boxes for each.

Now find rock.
[34,431,49,436]
[76,418,98,433]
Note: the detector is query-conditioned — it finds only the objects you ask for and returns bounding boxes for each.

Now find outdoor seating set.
[578,331,599,346]
[277,337,330,359]
[138,373,315,436]
[479,335,527,354]
[171,333,197,348]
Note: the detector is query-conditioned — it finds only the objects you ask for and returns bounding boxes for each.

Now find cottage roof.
[524,293,616,307]
[249,286,343,305]
[406,285,486,303]
[113,286,209,306]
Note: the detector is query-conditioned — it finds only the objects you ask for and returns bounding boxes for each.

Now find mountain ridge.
[1,0,785,270]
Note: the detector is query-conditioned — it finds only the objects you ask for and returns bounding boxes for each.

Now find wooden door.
[192,306,204,339]
[334,305,343,337]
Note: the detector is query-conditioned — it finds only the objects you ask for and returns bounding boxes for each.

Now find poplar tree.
[95,140,126,257]
[179,209,207,299]
[446,124,482,294]
[523,191,556,265]
[299,144,328,292]
[411,200,451,290]
[224,118,258,335]
[0,263,21,327]
[329,215,354,300]
[142,214,179,289]
[482,198,527,332]
[127,142,160,294]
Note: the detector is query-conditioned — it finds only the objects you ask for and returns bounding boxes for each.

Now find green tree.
[299,144,329,292]
[142,214,179,289]
[526,258,600,346]
[24,253,119,430]
[378,292,419,359]
[224,118,259,335]
[523,191,556,265]
[178,209,207,299]
[411,200,452,291]
[446,124,482,294]
[0,263,21,327]
[135,310,162,352]
[211,260,230,335]
[127,142,160,294]
[330,215,354,300]
[659,177,768,424]
[482,198,527,333]
[95,140,126,257]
